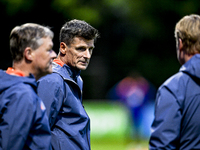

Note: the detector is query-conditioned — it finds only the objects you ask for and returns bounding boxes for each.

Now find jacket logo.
[40,101,46,111]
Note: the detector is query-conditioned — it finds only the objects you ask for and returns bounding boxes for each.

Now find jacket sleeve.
[149,86,181,149]
[37,76,64,128]
[0,89,37,149]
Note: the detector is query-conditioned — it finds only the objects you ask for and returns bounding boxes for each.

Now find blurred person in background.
[0,23,57,149]
[107,71,156,140]
[37,19,99,150]
[149,14,200,149]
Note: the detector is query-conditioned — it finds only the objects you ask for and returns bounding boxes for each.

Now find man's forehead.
[41,37,53,47]
[72,37,94,46]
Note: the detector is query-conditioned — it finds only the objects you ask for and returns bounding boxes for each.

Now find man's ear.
[60,42,67,55]
[178,38,183,51]
[24,47,33,61]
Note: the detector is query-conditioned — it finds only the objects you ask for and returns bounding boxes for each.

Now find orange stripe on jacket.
[53,59,65,67]
[6,67,25,77]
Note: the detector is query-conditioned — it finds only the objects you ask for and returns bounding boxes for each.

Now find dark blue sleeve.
[149,86,181,149]
[37,76,64,128]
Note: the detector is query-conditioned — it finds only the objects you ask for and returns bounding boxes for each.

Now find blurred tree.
[1,0,34,16]
[51,0,102,26]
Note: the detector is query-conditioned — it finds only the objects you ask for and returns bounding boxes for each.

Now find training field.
[84,101,150,150]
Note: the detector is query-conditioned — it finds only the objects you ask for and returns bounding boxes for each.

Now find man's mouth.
[79,60,88,65]
[80,62,87,66]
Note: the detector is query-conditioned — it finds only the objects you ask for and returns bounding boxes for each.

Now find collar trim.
[6,67,25,77]
[53,59,64,67]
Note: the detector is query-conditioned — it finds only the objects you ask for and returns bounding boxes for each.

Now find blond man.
[150,14,200,149]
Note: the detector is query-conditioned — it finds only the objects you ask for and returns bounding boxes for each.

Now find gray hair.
[10,23,54,62]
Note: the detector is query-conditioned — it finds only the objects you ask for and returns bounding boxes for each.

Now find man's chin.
[77,66,87,71]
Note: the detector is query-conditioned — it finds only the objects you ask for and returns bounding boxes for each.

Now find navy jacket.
[149,54,200,149]
[0,70,51,150]
[37,62,90,150]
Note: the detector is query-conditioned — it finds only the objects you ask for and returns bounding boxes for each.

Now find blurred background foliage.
[1,0,200,99]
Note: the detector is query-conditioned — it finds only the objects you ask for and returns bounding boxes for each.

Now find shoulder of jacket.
[40,72,63,81]
[162,72,189,88]
[158,72,188,104]
[4,83,38,105]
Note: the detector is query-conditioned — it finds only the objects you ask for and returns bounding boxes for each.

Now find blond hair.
[175,14,200,54]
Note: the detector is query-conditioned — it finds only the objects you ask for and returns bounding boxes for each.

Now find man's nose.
[84,49,91,59]
[50,50,57,59]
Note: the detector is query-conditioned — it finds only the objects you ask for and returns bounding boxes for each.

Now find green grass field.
[84,101,150,150]
[91,138,148,150]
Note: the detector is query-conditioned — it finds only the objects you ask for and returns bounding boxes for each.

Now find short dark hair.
[59,19,99,45]
[10,23,53,62]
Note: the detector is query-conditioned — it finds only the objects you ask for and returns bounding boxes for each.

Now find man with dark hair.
[37,19,99,150]
[149,14,200,149]
[0,23,57,149]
